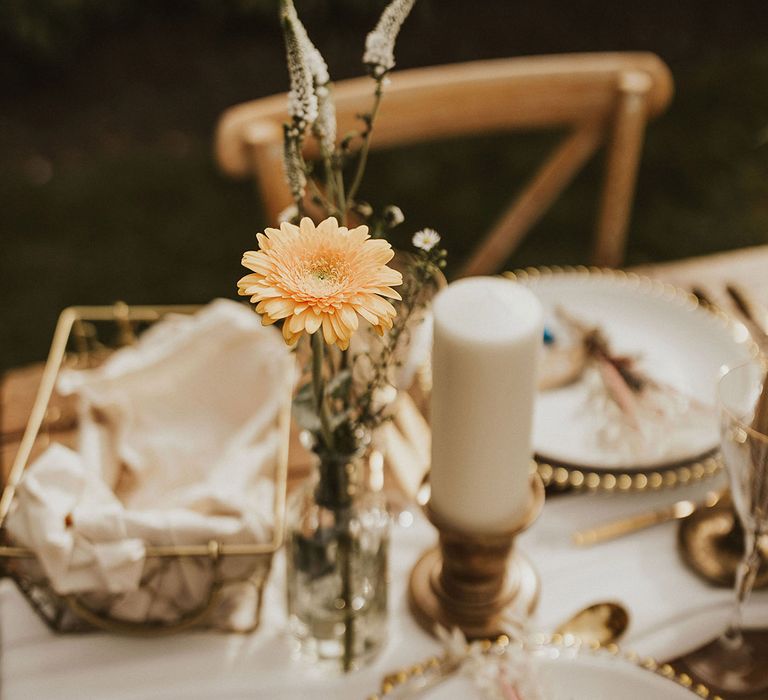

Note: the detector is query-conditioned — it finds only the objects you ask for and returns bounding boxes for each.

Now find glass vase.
[285,446,389,672]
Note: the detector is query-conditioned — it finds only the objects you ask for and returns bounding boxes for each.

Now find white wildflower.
[277,204,299,223]
[412,228,441,251]
[286,8,331,85]
[281,1,317,127]
[305,45,329,86]
[284,0,329,86]
[282,0,336,155]
[363,0,417,76]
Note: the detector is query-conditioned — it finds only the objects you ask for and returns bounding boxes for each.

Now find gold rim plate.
[504,266,758,493]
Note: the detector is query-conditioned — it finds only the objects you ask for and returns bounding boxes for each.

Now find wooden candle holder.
[408,473,545,639]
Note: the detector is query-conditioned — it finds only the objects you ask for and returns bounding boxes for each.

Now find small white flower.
[363,0,417,75]
[412,228,441,252]
[277,204,298,223]
[383,205,404,227]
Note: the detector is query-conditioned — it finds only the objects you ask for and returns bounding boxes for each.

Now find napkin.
[6,299,292,624]
[520,477,768,661]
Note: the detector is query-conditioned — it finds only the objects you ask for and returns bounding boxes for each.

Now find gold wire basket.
[0,303,290,635]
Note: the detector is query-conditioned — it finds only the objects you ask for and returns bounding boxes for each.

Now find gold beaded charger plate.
[372,635,723,699]
[506,267,756,492]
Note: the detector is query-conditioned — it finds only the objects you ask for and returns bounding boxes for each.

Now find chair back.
[215,53,673,274]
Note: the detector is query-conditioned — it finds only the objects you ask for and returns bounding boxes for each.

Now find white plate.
[532,648,701,700]
[521,270,753,471]
[419,645,706,700]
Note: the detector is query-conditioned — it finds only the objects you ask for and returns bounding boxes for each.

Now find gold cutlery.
[555,601,630,645]
[572,490,723,546]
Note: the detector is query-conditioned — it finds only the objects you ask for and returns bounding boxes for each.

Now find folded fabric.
[7,444,146,593]
[7,299,292,623]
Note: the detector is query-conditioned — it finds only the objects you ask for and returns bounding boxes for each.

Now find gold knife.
[572,490,723,547]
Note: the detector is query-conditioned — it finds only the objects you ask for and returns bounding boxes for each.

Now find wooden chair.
[215,53,673,275]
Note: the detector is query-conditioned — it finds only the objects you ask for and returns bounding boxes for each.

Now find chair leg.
[245,121,295,226]
[459,125,602,278]
[593,70,652,268]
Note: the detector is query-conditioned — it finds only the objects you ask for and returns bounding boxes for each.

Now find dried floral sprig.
[313,84,337,158]
[554,308,660,430]
[282,123,308,206]
[549,308,714,462]
[281,1,317,130]
[363,0,417,77]
[284,0,337,161]
[277,0,417,225]
[255,1,432,676]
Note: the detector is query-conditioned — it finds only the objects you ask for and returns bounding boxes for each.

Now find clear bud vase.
[286,445,389,672]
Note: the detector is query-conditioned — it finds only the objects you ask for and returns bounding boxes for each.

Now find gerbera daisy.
[238,217,403,350]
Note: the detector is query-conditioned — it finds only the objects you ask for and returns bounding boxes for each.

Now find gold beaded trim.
[503,265,759,493]
[369,632,723,700]
[535,453,722,493]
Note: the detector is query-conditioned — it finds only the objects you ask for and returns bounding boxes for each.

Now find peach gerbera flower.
[238,217,403,350]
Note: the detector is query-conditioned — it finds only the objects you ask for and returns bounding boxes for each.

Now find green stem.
[345,82,383,210]
[335,165,347,222]
[311,332,335,451]
[308,177,341,219]
[299,151,340,219]
[339,526,354,672]
[322,154,337,211]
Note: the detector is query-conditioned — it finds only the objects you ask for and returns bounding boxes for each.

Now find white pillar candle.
[429,276,543,533]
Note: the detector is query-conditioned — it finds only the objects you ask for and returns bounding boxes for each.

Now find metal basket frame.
[0,303,291,634]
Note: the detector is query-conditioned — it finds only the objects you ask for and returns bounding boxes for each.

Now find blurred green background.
[2,1,768,371]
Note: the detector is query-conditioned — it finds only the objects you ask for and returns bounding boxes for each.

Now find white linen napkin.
[6,299,292,623]
[521,476,768,661]
[6,444,146,593]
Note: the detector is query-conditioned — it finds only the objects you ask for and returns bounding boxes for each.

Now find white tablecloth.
[3,478,767,699]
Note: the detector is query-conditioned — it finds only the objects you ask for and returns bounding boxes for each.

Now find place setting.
[1,1,768,699]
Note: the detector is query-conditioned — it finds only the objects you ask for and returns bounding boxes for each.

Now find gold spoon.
[555,601,630,645]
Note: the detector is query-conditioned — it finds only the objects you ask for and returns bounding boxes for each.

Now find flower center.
[299,252,350,297]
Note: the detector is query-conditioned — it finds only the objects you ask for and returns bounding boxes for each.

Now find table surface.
[2,245,768,699]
